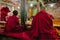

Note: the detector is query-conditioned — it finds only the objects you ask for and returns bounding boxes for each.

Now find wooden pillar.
[21,0,26,26]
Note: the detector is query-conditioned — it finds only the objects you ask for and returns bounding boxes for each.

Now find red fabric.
[48,13,54,19]
[5,32,32,40]
[1,7,10,21]
[5,15,32,40]
[26,10,58,40]
[5,15,19,32]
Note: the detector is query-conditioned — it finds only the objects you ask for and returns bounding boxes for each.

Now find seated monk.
[26,8,58,40]
[5,10,32,40]
[5,10,23,32]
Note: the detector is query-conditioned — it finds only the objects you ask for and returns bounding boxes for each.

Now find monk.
[5,10,32,40]
[1,6,10,21]
[26,8,58,40]
[5,10,20,32]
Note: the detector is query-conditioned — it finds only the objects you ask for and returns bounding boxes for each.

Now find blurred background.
[0,0,60,40]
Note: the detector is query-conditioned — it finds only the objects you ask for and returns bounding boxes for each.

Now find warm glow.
[30,3,33,7]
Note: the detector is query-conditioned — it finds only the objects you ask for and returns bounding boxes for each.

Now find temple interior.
[0,0,60,40]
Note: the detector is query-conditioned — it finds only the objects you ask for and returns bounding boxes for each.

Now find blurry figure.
[5,10,21,32]
[29,7,33,18]
[33,5,37,16]
[5,10,32,40]
[1,6,10,21]
[26,8,58,40]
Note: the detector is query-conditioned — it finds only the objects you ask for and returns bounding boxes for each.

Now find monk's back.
[5,15,19,32]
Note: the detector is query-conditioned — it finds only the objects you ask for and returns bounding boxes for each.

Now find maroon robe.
[1,6,10,21]
[5,15,19,32]
[5,15,32,40]
[5,32,32,40]
[26,10,58,40]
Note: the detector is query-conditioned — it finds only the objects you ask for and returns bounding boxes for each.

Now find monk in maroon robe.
[26,10,58,40]
[5,10,20,32]
[1,6,10,21]
[5,10,32,40]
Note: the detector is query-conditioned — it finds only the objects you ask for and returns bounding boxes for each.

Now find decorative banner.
[49,0,58,3]
[11,0,20,3]
[10,0,21,5]
[3,0,9,2]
